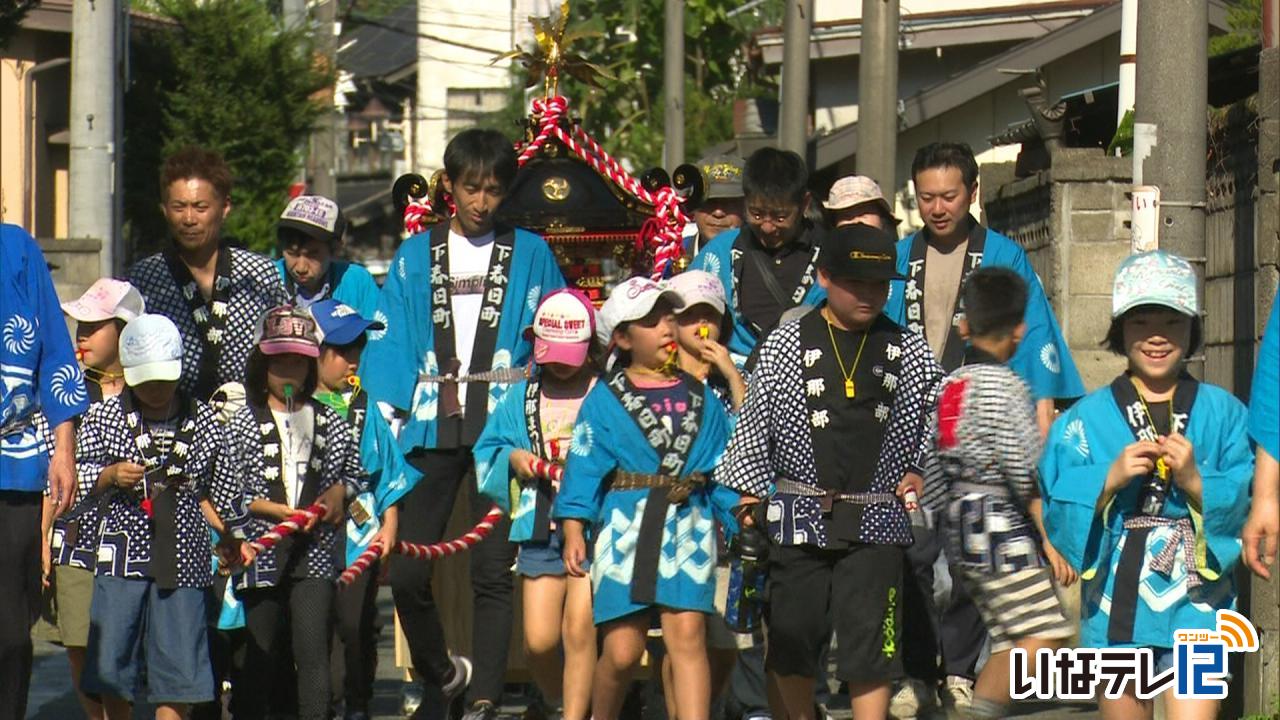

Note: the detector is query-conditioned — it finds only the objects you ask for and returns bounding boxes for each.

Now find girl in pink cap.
[474,289,600,720]
[224,305,363,720]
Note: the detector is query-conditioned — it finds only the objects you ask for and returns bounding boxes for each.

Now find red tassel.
[141,497,154,518]
[937,379,967,450]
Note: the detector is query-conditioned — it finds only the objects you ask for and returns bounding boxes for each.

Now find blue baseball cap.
[308,299,384,346]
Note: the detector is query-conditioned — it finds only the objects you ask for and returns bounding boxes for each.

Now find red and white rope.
[520,97,687,279]
[247,502,327,556]
[529,456,564,486]
[338,503,506,586]
[403,95,689,279]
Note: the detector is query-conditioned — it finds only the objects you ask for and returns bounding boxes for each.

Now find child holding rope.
[76,314,241,720]
[554,277,739,720]
[309,298,415,719]
[474,289,600,720]
[225,305,362,720]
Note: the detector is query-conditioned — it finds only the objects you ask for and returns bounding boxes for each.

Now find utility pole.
[69,0,122,277]
[283,0,308,188]
[778,0,812,156]
[310,0,340,198]
[857,0,899,194]
[1116,0,1137,128]
[663,0,685,170]
[1132,0,1206,370]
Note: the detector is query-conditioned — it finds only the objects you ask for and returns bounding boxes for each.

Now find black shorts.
[765,543,904,683]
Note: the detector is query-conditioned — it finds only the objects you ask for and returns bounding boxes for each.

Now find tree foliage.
[0,0,40,50]
[493,0,779,170]
[122,0,331,258]
[1209,0,1262,57]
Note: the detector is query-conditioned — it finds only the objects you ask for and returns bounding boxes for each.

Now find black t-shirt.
[738,224,823,337]
[797,310,902,544]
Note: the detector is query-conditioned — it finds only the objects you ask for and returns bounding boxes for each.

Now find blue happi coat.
[1250,293,1278,460]
[274,258,381,318]
[689,228,826,363]
[1,224,88,492]
[475,378,549,542]
[885,227,1084,401]
[553,378,739,624]
[345,400,423,564]
[361,227,565,453]
[1039,382,1253,649]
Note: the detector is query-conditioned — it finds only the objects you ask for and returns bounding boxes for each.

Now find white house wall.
[414,0,535,173]
[813,0,1096,24]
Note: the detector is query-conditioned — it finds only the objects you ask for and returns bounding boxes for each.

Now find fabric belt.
[1123,515,1200,587]
[612,470,708,503]
[417,366,530,385]
[1108,515,1198,643]
[614,470,709,606]
[774,477,897,513]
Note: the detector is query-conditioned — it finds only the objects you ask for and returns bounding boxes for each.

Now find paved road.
[26,586,1099,720]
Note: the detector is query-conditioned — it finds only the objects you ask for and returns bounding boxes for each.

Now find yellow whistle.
[660,342,679,375]
[346,374,362,393]
[698,324,710,340]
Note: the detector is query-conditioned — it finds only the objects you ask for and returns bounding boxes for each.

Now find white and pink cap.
[529,289,596,367]
[664,270,727,315]
[61,279,145,323]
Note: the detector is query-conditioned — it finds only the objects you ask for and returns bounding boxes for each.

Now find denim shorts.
[516,531,591,577]
[82,575,214,704]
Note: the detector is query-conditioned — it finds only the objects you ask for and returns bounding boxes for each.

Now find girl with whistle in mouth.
[660,270,747,717]
[308,299,416,720]
[666,270,746,413]
[553,277,740,720]
[39,279,143,720]
[474,289,601,720]
[1039,252,1253,720]
[225,305,364,720]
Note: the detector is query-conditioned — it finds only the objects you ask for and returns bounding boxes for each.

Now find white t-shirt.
[447,229,495,416]
[271,404,314,508]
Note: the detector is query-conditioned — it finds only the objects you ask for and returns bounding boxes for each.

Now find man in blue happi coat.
[882,142,1085,714]
[1,224,89,717]
[362,128,566,720]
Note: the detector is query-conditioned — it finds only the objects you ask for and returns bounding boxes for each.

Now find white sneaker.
[889,678,937,719]
[442,653,474,703]
[943,675,974,711]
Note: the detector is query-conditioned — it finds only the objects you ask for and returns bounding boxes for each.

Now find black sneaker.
[460,700,499,720]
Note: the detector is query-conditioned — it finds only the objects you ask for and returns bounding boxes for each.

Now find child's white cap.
[664,270,727,316]
[597,277,682,344]
[119,314,183,386]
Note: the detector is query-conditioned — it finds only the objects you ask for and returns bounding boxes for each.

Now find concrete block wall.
[37,237,101,339]
[984,148,1133,393]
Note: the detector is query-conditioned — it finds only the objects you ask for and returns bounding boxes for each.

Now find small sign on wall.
[1131,185,1160,253]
